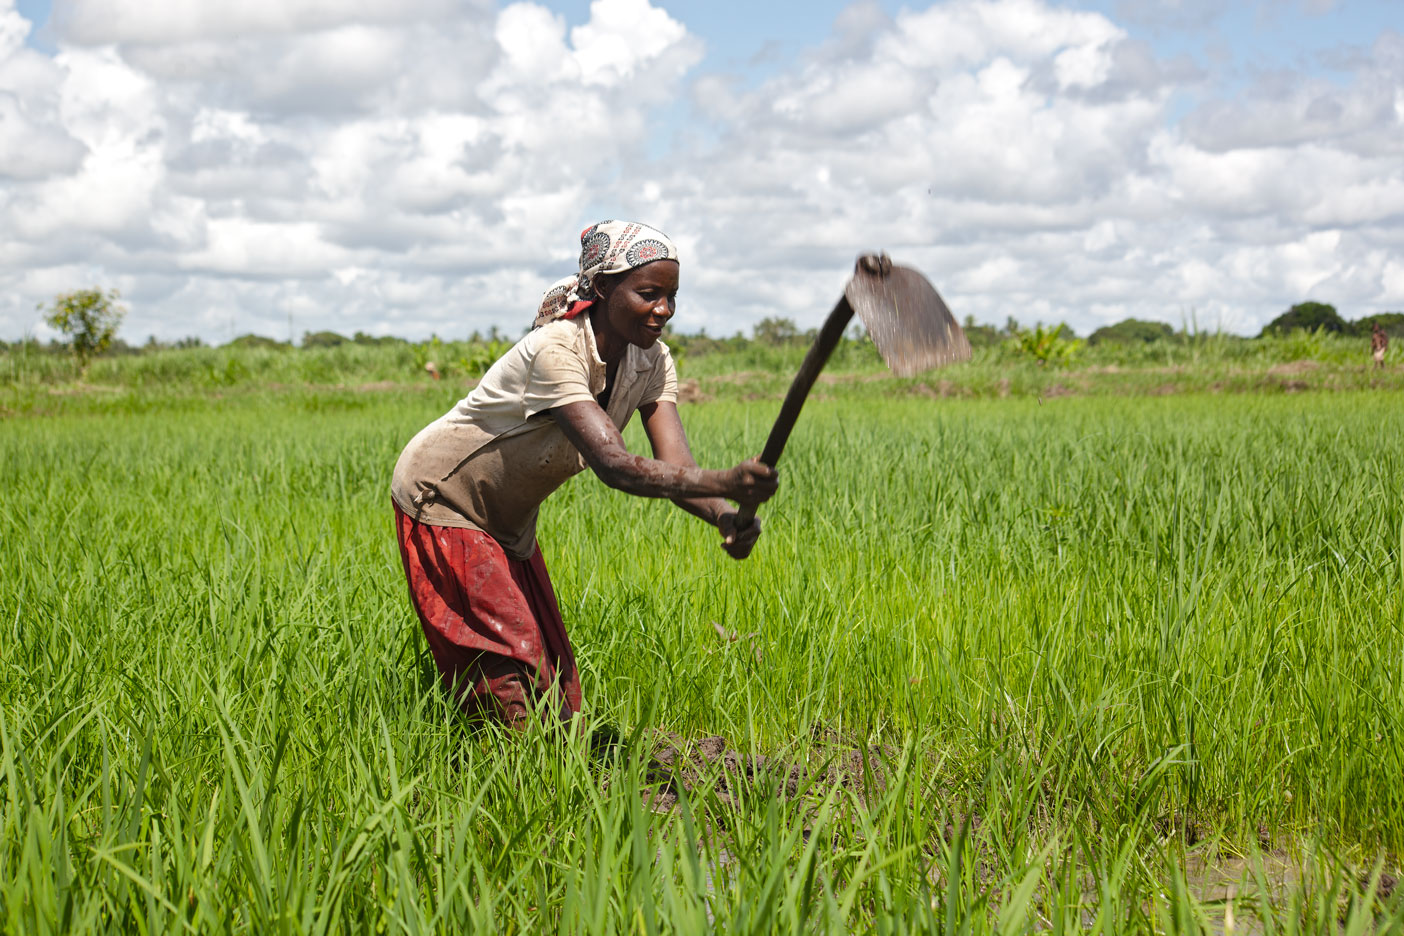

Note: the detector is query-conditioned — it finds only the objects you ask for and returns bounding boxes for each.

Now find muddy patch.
[904,380,971,399]
[1267,359,1320,376]
[703,370,766,385]
[46,382,127,396]
[676,378,708,404]
[640,729,892,812]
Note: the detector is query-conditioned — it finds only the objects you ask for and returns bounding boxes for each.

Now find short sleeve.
[640,344,678,406]
[522,344,597,417]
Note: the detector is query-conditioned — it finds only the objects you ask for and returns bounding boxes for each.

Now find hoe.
[734,253,971,539]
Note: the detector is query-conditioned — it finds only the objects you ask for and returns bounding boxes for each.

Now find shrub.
[1089,318,1174,345]
[753,317,801,345]
[228,334,292,350]
[1353,312,1404,338]
[302,330,349,349]
[39,287,126,373]
[1007,322,1084,366]
[1261,301,1347,337]
[961,316,1003,349]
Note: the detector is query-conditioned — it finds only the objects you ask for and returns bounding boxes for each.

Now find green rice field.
[2,382,1403,932]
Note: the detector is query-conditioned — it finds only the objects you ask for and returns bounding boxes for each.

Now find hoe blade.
[846,262,971,378]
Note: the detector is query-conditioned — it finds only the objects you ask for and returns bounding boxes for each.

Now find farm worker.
[390,221,778,727]
[1372,323,1388,369]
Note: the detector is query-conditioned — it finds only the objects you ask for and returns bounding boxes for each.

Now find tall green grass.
[2,390,1402,932]
[3,327,1397,402]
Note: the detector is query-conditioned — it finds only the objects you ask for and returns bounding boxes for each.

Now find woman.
[391,220,779,726]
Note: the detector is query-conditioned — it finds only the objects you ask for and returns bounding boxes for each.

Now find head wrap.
[533,220,679,328]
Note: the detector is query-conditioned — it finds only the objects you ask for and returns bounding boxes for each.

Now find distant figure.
[1372,324,1388,369]
[424,361,441,381]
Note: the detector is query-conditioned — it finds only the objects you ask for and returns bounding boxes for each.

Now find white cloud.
[0,6,88,179]
[570,0,690,86]
[1182,35,1404,156]
[1,0,1402,345]
[0,91,88,178]
[54,0,467,45]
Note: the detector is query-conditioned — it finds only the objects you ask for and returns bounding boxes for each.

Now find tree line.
[8,289,1401,372]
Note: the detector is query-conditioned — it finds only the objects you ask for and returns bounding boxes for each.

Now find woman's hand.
[724,457,779,507]
[715,457,776,560]
[718,510,763,560]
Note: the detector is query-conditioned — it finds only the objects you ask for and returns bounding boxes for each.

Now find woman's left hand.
[718,510,762,560]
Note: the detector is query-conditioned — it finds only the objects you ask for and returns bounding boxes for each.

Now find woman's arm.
[637,400,768,559]
[551,400,777,508]
[637,400,728,522]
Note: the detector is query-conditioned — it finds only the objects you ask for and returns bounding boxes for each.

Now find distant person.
[1372,323,1389,369]
[390,221,778,727]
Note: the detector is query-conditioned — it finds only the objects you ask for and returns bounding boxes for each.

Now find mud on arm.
[550,400,776,507]
[639,399,776,560]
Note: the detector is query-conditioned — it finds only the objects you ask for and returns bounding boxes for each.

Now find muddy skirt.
[394,503,581,724]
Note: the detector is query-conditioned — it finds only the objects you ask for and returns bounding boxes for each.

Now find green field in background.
[4,326,1402,421]
[2,389,1402,932]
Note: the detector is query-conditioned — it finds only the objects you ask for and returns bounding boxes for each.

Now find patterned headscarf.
[533,220,679,328]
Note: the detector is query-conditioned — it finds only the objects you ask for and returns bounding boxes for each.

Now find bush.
[353,331,405,347]
[39,288,126,372]
[753,317,801,346]
[1007,323,1084,366]
[228,334,292,351]
[1262,301,1346,337]
[1089,318,1174,345]
[1353,312,1404,338]
[961,317,1003,349]
[302,330,349,349]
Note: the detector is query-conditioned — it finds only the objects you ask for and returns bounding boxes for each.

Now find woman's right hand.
[725,457,779,507]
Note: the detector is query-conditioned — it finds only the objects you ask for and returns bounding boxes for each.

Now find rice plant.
[2,387,1401,932]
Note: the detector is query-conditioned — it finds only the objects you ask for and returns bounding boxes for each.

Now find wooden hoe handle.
[733,293,855,531]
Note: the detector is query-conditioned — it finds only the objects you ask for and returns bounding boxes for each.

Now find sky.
[1,0,1401,344]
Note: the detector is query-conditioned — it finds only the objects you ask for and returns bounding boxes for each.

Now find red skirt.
[394,503,582,724]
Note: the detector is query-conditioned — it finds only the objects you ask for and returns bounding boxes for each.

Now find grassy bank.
[3,328,1401,419]
[2,388,1402,931]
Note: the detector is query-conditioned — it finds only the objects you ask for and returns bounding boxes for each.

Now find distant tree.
[1352,312,1404,338]
[301,330,348,349]
[352,330,403,346]
[961,315,1002,349]
[229,333,292,350]
[1261,301,1347,337]
[173,336,205,349]
[1088,318,1175,345]
[39,288,126,372]
[753,317,800,345]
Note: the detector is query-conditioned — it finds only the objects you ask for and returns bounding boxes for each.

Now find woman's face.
[597,260,679,350]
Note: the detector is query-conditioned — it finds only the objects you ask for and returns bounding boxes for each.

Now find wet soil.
[639,728,893,812]
[675,378,708,403]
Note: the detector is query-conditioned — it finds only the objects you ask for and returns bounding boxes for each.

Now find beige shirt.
[391,315,677,559]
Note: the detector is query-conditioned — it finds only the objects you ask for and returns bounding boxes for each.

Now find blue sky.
[18,0,1396,80]
[2,0,1401,341]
